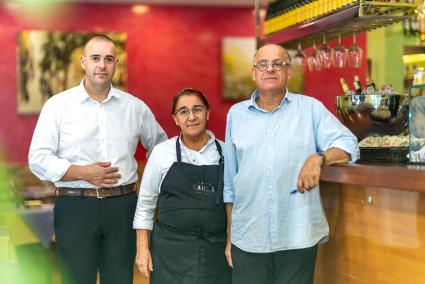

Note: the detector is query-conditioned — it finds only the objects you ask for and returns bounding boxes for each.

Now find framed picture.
[222,37,256,100]
[17,30,127,114]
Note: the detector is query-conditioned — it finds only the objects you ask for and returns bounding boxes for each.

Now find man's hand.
[82,162,121,187]
[225,237,233,268]
[62,162,121,187]
[297,148,351,193]
[296,154,323,193]
[225,203,233,268]
[135,246,153,277]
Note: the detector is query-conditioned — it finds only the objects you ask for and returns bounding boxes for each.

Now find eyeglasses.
[174,105,208,118]
[254,59,291,71]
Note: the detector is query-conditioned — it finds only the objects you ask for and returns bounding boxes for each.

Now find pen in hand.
[290,189,298,195]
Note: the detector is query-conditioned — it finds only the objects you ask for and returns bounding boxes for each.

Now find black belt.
[56,183,136,199]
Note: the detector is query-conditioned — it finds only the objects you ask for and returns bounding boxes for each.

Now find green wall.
[367,21,419,94]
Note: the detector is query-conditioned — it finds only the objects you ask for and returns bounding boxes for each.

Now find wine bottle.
[340,78,354,95]
[353,75,362,95]
[365,78,376,94]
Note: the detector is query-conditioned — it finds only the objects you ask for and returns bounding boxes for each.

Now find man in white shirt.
[28,34,167,284]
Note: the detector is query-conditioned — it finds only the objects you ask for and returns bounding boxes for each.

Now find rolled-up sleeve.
[314,102,360,162]
[223,111,237,203]
[28,99,71,182]
[133,147,162,230]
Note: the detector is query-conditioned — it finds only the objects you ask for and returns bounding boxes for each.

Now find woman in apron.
[133,88,232,283]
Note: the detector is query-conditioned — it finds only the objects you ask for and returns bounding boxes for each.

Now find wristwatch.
[317,153,326,167]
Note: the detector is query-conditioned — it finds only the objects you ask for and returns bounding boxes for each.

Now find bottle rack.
[259,0,419,49]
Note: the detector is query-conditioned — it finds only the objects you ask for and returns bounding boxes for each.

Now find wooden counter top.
[320,162,425,192]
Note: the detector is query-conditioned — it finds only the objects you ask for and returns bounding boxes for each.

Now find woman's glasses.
[174,106,208,118]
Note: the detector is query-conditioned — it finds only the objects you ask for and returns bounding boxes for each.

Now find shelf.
[259,1,418,49]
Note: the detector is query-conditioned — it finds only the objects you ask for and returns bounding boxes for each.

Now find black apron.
[150,138,232,284]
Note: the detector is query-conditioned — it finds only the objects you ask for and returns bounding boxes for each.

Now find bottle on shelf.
[364,77,376,94]
[404,65,412,90]
[413,67,425,86]
[411,16,419,37]
[353,75,362,95]
[340,78,355,96]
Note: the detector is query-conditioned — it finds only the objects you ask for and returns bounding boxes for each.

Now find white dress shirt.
[133,131,224,230]
[28,81,167,188]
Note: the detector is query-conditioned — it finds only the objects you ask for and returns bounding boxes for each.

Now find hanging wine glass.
[294,41,306,70]
[348,33,363,68]
[332,33,347,68]
[317,34,333,69]
[307,42,321,72]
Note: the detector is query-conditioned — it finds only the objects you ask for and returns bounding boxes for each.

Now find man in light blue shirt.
[223,44,359,284]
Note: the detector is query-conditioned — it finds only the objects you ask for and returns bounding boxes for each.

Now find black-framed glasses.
[174,105,208,118]
[254,59,290,71]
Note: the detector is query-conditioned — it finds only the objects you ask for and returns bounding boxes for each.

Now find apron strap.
[176,137,182,162]
[214,140,224,205]
[176,136,223,164]
[214,139,223,164]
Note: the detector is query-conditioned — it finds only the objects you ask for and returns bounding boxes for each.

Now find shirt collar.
[76,80,121,103]
[179,130,216,153]
[248,88,293,111]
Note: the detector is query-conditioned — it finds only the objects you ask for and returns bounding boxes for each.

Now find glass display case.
[409,84,425,163]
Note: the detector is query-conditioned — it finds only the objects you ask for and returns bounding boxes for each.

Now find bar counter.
[315,162,425,284]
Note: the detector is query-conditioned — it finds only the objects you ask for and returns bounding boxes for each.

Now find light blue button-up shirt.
[224,90,359,253]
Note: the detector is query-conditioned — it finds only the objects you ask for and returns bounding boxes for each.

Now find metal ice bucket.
[336,94,409,141]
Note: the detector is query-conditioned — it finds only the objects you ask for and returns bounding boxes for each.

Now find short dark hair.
[84,34,115,52]
[172,88,209,114]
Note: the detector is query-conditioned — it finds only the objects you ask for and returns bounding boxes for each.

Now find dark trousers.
[54,192,137,284]
[231,244,318,284]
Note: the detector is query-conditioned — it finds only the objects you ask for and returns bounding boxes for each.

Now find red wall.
[0,3,254,162]
[0,2,367,163]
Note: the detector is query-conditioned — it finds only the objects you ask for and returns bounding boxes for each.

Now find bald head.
[254,44,291,65]
[83,34,116,56]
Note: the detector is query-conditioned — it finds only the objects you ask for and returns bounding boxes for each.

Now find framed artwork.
[222,37,257,100]
[17,30,127,114]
